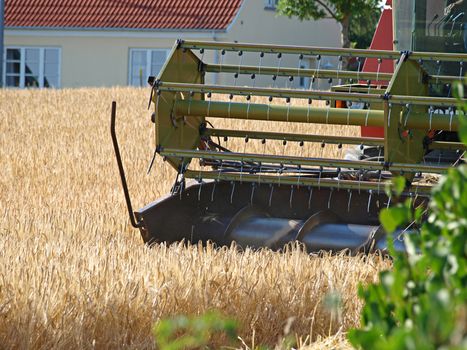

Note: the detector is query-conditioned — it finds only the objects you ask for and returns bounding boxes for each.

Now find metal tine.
[250,183,256,204]
[325,99,331,124]
[327,187,333,209]
[359,170,364,194]
[320,140,326,158]
[197,158,204,201]
[234,50,243,86]
[268,184,274,207]
[307,186,313,209]
[386,195,392,209]
[377,169,383,194]
[206,92,212,117]
[336,55,343,85]
[297,54,304,89]
[273,52,282,88]
[219,49,226,72]
[210,180,217,202]
[314,54,321,83]
[147,147,157,175]
[230,181,236,204]
[228,93,233,118]
[307,98,312,123]
[258,52,264,77]
[291,143,304,208]
[347,189,352,212]
[364,101,371,126]
[318,165,323,190]
[417,59,423,83]
[436,60,441,84]
[336,167,341,191]
[258,138,266,185]
[356,57,362,84]
[199,48,205,63]
[375,58,382,87]
[246,94,252,119]
[367,190,373,213]
[286,97,291,122]
[211,159,224,202]
[449,107,454,131]
[346,100,352,125]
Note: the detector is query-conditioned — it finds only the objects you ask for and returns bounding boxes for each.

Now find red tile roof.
[5,0,243,30]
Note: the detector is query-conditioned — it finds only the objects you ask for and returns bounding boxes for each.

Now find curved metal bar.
[110,101,143,229]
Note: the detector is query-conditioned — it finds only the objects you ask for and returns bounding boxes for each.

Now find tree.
[276,0,381,50]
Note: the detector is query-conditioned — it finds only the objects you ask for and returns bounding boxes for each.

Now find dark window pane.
[25,76,40,87]
[6,75,20,87]
[6,62,20,74]
[6,49,20,60]
[44,75,58,88]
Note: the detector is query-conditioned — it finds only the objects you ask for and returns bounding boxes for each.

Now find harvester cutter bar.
[183,170,433,197]
[160,148,450,174]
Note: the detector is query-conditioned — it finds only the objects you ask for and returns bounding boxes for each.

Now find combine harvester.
[112,0,465,252]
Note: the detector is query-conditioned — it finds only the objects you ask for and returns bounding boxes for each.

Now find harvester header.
[112,39,465,253]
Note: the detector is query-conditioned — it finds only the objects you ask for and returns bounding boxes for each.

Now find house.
[3,0,340,88]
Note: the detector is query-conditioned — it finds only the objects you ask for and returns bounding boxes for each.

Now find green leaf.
[379,206,408,233]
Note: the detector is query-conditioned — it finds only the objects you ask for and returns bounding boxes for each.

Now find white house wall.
[4,0,341,88]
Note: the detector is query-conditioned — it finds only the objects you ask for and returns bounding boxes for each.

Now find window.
[4,47,60,88]
[129,49,168,87]
[264,0,279,9]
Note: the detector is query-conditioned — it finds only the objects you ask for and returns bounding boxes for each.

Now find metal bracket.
[110,101,143,228]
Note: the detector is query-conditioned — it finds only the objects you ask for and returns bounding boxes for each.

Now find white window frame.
[3,46,61,88]
[128,48,170,87]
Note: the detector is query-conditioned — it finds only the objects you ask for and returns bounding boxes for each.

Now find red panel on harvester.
[361,0,393,138]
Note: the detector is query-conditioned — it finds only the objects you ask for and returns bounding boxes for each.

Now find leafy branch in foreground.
[348,83,467,349]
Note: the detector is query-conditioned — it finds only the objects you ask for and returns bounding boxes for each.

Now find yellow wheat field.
[0,87,390,349]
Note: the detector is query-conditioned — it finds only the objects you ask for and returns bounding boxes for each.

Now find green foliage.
[348,94,467,349]
[276,0,381,49]
[153,311,238,350]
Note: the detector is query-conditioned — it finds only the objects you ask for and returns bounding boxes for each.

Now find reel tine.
[250,183,256,204]
[367,190,373,213]
[327,187,333,209]
[268,184,274,207]
[307,186,313,209]
[230,181,236,204]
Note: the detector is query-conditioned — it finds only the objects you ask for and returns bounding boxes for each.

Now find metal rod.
[178,99,383,126]
[204,64,393,81]
[175,99,459,131]
[202,128,385,147]
[160,148,450,174]
[184,170,433,196]
[428,141,466,151]
[179,40,467,62]
[156,81,464,108]
[157,81,383,103]
[110,101,143,229]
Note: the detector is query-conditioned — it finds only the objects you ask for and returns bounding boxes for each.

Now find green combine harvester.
[112,0,465,252]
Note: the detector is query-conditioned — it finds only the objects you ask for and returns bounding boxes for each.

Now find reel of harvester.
[111,40,466,253]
